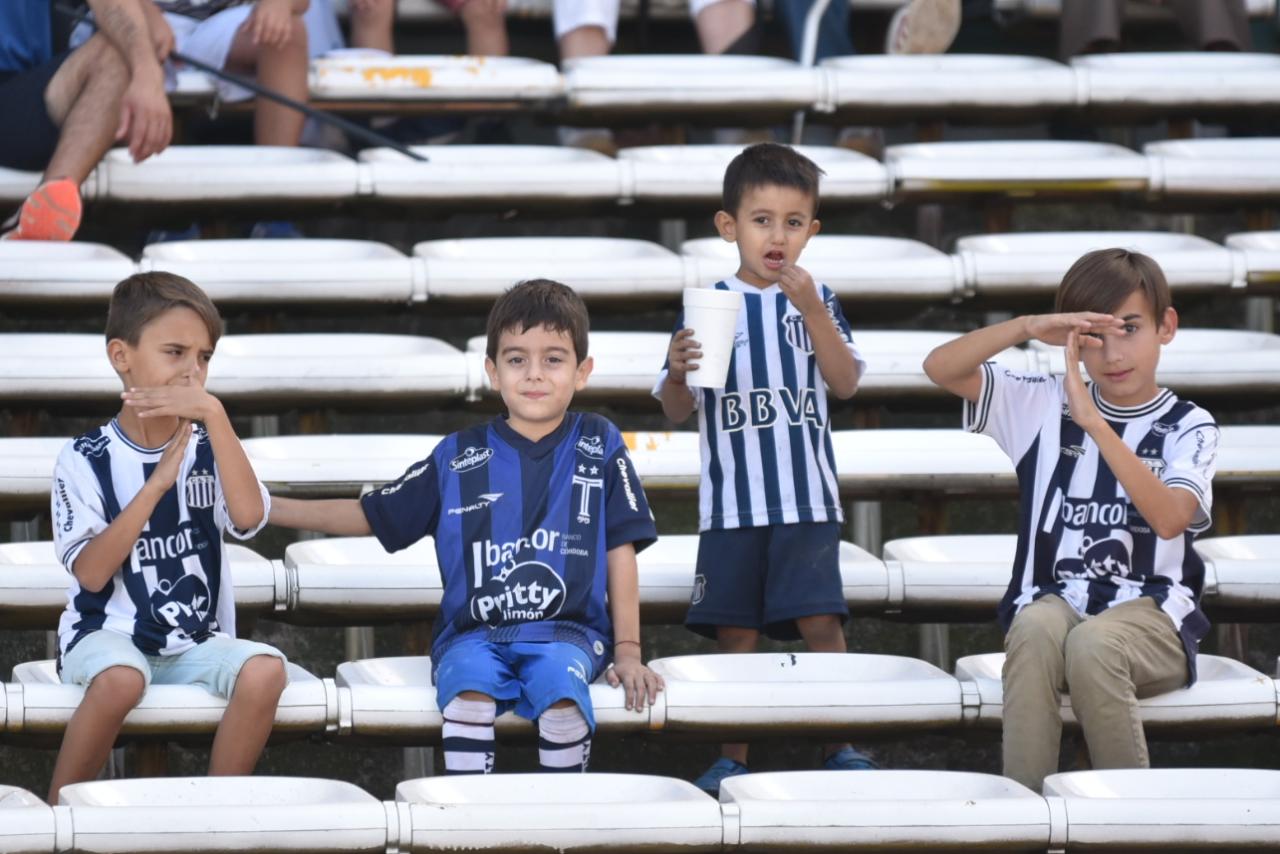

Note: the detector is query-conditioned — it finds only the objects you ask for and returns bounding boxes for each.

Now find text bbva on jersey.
[719,387,823,432]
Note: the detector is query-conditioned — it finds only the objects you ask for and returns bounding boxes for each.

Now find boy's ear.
[714,210,737,243]
[574,355,594,391]
[808,218,821,238]
[106,338,130,374]
[1157,306,1178,344]
[484,356,498,388]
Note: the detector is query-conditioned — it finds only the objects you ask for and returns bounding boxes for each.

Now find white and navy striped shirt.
[50,420,270,664]
[654,276,865,532]
[966,364,1218,683]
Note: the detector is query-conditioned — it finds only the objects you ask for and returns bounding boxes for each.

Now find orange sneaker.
[1,179,82,241]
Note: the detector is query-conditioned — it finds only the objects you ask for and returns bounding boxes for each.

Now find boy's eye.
[507,356,524,366]
[1123,324,1138,334]
[788,218,804,227]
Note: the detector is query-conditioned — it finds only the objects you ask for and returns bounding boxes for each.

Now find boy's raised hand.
[1025,312,1123,347]
[148,419,192,492]
[778,264,824,317]
[606,657,664,713]
[122,382,223,423]
[248,0,295,48]
[1063,330,1103,431]
[666,327,702,383]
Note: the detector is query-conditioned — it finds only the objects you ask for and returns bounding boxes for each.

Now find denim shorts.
[433,639,598,730]
[60,630,287,699]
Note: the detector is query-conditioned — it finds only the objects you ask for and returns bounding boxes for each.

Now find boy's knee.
[87,665,146,710]
[234,655,287,702]
[1005,607,1069,658]
[1064,624,1125,684]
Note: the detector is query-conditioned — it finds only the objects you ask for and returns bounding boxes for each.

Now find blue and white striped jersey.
[360,413,657,671]
[51,420,270,663]
[966,364,1219,683]
[653,276,865,532]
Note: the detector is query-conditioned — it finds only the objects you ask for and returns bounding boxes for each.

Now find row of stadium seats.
[3,231,1278,306]
[3,328,1276,408]
[147,52,1280,122]
[6,139,1280,207]
[1,533,1274,628]
[2,650,1278,745]
[4,426,1276,509]
[7,767,1280,853]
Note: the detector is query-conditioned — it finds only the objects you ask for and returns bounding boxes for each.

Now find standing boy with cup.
[653,143,874,796]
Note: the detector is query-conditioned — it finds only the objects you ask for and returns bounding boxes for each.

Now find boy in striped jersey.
[654,143,874,795]
[49,272,285,803]
[924,249,1220,792]
[271,280,663,775]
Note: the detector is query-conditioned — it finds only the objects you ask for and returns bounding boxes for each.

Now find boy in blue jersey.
[48,272,286,803]
[924,249,1219,792]
[655,143,875,795]
[271,279,663,775]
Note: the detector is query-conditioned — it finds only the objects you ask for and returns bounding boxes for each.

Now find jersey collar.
[1089,384,1175,421]
[109,418,167,454]
[492,412,576,459]
[720,275,779,295]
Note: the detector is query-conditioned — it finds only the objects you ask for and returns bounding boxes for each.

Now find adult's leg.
[350,0,395,53]
[1169,0,1251,51]
[209,654,287,775]
[224,15,309,146]
[1064,597,1189,771]
[48,665,146,803]
[459,0,509,57]
[1059,0,1123,59]
[41,35,133,183]
[692,0,755,55]
[1002,595,1082,792]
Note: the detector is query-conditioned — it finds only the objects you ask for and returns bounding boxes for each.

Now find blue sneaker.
[693,757,749,797]
[823,746,878,771]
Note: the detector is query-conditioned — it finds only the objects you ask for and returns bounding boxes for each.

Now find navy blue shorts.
[686,521,848,641]
[0,52,68,171]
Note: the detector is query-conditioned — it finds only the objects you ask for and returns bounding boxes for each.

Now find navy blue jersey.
[360,413,657,671]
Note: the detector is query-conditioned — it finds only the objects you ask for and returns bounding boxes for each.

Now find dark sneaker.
[822,746,878,771]
[692,757,749,797]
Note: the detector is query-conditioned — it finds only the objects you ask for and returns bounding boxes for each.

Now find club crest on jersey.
[185,469,216,509]
[470,560,566,626]
[576,435,605,459]
[450,446,493,473]
[1151,421,1176,437]
[783,314,813,353]
[150,574,212,633]
[74,434,110,459]
[1054,536,1133,582]
[572,473,604,524]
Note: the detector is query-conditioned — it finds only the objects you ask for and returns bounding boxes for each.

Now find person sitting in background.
[1,0,171,241]
[1060,0,1251,58]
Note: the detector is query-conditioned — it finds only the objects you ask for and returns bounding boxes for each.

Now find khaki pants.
[1060,0,1251,58]
[1001,595,1188,793]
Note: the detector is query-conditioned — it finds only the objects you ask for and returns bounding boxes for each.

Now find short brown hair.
[105,272,223,346]
[722,142,823,217]
[485,279,589,363]
[1055,248,1172,321]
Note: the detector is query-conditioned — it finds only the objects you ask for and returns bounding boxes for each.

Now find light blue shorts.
[433,640,598,730]
[61,631,286,699]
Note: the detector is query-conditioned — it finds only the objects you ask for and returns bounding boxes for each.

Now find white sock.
[442,697,496,775]
[538,704,591,773]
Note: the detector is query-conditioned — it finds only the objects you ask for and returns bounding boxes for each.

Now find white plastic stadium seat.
[1032,328,1280,396]
[310,55,562,101]
[719,770,1051,852]
[8,660,337,743]
[881,534,1014,620]
[955,652,1278,731]
[242,434,444,497]
[1196,535,1280,614]
[618,144,889,205]
[1225,230,1280,289]
[0,785,55,854]
[1042,768,1280,851]
[0,242,135,306]
[955,231,1238,297]
[0,542,281,630]
[0,438,68,513]
[887,141,1149,198]
[99,146,361,202]
[1146,138,1280,200]
[141,239,419,305]
[56,777,388,854]
[466,331,668,401]
[649,653,964,736]
[821,55,1076,121]
[681,235,961,300]
[854,331,1033,398]
[416,237,686,301]
[996,0,1275,18]
[335,656,651,739]
[564,55,824,115]
[360,145,623,205]
[0,168,43,205]
[284,536,442,625]
[394,774,722,853]
[1073,53,1280,114]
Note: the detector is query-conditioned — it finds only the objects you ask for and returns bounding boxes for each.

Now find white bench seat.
[955,652,1278,731]
[99,146,360,203]
[1226,230,1280,288]
[720,770,1051,851]
[0,785,55,854]
[242,434,444,497]
[1196,535,1280,615]
[310,55,563,101]
[0,242,135,306]
[882,534,1014,619]
[1146,138,1280,200]
[395,773,722,852]
[56,777,388,854]
[1073,52,1280,114]
[1042,768,1280,850]
[649,652,964,736]
[141,239,419,305]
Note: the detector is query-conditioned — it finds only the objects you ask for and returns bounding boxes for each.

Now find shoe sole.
[886,0,962,55]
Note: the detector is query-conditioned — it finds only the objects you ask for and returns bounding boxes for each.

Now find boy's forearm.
[269,496,373,536]
[1087,423,1201,539]
[606,545,643,654]
[924,316,1031,399]
[202,406,265,532]
[72,483,164,592]
[804,308,860,399]
[659,378,695,425]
